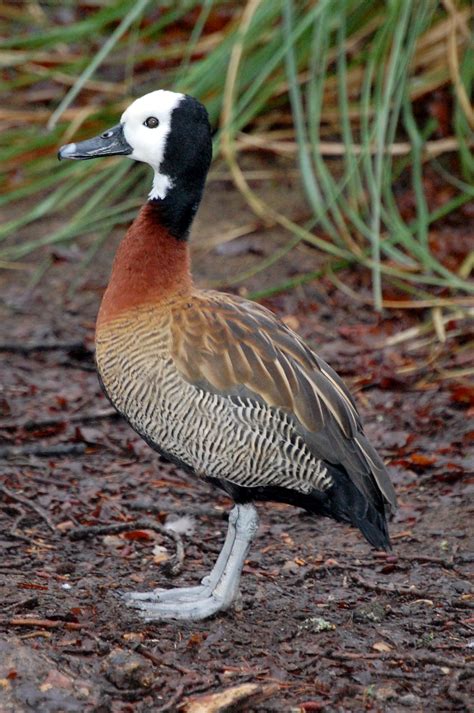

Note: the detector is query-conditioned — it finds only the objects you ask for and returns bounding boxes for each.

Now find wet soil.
[0,165,473,711]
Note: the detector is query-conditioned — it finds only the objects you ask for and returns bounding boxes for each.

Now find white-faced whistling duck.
[58,90,397,621]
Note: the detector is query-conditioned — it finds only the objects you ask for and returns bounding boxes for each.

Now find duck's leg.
[123,503,258,621]
[123,505,243,604]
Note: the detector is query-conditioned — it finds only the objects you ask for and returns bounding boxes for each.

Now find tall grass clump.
[0,0,472,307]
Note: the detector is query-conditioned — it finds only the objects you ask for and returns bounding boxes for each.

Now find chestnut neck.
[97,203,192,328]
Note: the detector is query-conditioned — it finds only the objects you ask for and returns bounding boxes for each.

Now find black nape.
[148,188,203,241]
[149,95,213,240]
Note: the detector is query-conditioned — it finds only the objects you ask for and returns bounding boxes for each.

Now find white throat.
[149,171,173,200]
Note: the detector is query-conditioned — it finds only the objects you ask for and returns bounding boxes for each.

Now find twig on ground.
[448,599,474,610]
[60,646,97,656]
[0,409,117,432]
[17,473,78,488]
[69,518,185,576]
[18,630,52,640]
[0,443,87,458]
[133,644,197,676]
[415,653,472,670]
[1,617,83,631]
[0,541,21,549]
[398,554,456,569]
[7,529,37,545]
[376,670,432,681]
[102,684,164,703]
[0,483,56,532]
[1,501,30,541]
[155,684,185,712]
[60,360,96,372]
[0,558,33,572]
[324,649,473,670]
[446,670,472,710]
[2,596,38,612]
[350,573,434,599]
[0,341,90,354]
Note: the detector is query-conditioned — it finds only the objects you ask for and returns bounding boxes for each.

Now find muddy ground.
[0,163,473,712]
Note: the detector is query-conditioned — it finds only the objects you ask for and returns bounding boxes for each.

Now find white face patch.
[120,90,185,199]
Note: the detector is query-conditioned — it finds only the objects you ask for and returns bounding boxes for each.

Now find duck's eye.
[143,117,159,128]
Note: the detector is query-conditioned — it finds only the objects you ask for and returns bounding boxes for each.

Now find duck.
[58,90,397,622]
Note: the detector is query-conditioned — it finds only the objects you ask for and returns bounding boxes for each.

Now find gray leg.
[124,506,240,603]
[122,503,258,621]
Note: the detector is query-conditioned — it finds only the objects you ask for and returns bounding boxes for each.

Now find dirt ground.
[0,164,473,712]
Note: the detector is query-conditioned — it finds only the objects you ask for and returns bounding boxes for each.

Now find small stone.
[282,560,300,575]
[165,515,195,535]
[375,685,397,702]
[102,535,124,549]
[40,670,73,692]
[56,562,75,575]
[399,693,420,707]
[453,580,471,594]
[353,602,386,623]
[56,520,75,532]
[102,648,153,689]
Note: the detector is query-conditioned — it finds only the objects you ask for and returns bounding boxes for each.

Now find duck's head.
[58,90,212,202]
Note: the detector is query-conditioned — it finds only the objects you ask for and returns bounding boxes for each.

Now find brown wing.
[170,290,397,511]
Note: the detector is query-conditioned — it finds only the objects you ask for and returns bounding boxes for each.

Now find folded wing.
[170,290,397,514]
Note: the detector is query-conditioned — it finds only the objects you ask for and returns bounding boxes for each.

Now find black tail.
[209,467,391,551]
[304,465,391,551]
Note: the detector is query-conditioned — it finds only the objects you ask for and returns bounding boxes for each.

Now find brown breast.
[96,203,192,331]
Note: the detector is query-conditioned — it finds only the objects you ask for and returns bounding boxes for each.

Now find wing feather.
[170,290,397,511]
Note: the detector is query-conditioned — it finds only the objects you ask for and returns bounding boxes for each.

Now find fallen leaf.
[449,385,474,407]
[372,641,393,652]
[122,632,144,642]
[123,530,154,541]
[282,315,300,331]
[153,545,169,564]
[180,683,277,713]
[408,453,437,466]
[187,632,207,648]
